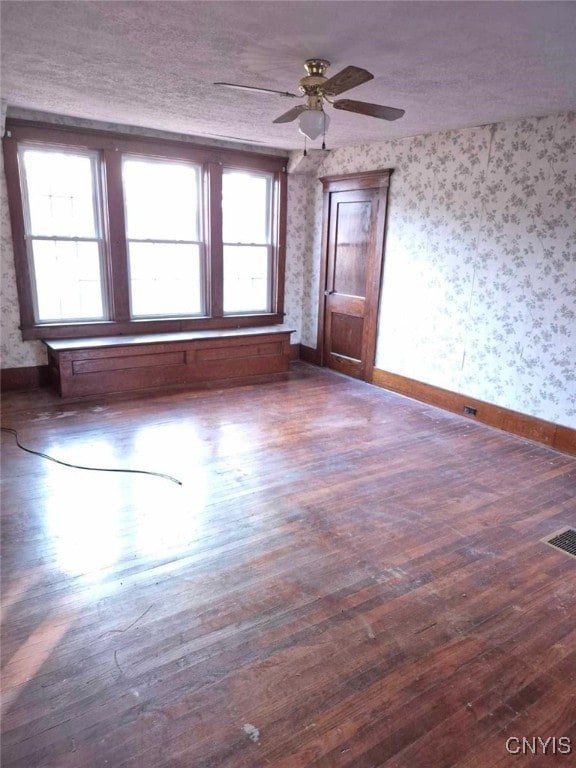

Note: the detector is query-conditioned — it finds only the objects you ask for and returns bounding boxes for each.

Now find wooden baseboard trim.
[289,343,300,361]
[553,425,576,456]
[299,344,321,365]
[1,365,50,391]
[372,368,576,456]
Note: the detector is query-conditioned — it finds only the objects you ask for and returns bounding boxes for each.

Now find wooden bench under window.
[44,325,294,398]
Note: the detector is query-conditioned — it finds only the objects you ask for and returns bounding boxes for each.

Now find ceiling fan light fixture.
[298,108,329,141]
[217,58,405,142]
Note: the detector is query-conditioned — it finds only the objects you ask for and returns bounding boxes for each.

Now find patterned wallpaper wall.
[284,174,308,343]
[293,112,576,428]
[1,150,46,367]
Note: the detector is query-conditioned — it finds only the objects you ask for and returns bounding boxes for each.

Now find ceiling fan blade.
[333,99,405,121]
[273,105,307,124]
[204,133,266,144]
[214,82,299,98]
[322,66,374,96]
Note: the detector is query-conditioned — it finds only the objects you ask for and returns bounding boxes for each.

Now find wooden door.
[319,171,391,381]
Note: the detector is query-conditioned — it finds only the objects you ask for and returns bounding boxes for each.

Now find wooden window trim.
[3,119,288,340]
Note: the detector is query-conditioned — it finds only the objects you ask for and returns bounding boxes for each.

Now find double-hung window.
[222,169,274,315]
[123,157,203,318]
[3,121,287,340]
[19,146,107,323]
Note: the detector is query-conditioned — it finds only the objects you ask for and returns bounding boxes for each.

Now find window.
[4,121,287,339]
[123,158,203,318]
[223,169,273,314]
[19,147,106,323]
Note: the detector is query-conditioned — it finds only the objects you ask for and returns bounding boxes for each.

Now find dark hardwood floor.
[1,362,575,767]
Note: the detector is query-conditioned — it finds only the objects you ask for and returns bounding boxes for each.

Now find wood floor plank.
[1,363,575,767]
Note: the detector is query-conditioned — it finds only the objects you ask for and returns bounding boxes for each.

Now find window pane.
[222,171,270,243]
[22,149,97,237]
[129,242,202,317]
[32,240,104,321]
[223,245,269,314]
[123,159,199,241]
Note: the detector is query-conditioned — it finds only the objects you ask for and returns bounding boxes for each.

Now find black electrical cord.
[1,426,182,486]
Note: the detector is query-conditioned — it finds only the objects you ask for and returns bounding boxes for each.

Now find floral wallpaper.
[1,150,46,367]
[294,112,576,428]
[284,175,308,343]
[2,110,575,429]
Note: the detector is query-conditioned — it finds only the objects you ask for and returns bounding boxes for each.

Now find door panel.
[330,313,364,360]
[332,200,371,297]
[322,178,389,380]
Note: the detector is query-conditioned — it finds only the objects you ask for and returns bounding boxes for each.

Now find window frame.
[3,120,288,340]
[18,143,109,324]
[122,154,206,319]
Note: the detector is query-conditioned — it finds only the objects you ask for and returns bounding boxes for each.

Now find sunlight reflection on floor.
[39,422,211,579]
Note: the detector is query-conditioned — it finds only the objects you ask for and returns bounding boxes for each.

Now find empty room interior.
[1,1,576,766]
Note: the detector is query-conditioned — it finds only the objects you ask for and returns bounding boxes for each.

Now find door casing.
[316,169,392,382]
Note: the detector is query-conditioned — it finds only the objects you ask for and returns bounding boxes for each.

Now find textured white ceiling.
[2,1,576,150]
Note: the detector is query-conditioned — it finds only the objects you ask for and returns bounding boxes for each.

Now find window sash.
[222,168,273,246]
[122,155,202,242]
[19,145,102,238]
[222,243,273,315]
[126,238,206,319]
[29,237,106,323]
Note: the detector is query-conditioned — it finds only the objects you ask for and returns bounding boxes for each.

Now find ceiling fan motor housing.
[304,59,330,77]
[299,59,330,96]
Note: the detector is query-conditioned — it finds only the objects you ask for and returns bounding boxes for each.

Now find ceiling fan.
[215,59,405,145]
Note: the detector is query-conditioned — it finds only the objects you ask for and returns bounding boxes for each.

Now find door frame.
[315,169,393,381]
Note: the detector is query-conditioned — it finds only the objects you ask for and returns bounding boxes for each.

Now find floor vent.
[544,528,576,559]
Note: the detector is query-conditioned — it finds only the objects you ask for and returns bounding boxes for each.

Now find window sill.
[21,314,285,341]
